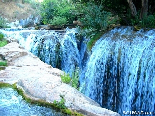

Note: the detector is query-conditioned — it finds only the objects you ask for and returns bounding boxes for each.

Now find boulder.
[0,42,120,116]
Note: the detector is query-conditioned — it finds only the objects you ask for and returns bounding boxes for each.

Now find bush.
[61,69,80,90]
[71,67,79,89]
[40,0,55,24]
[54,1,76,24]
[0,61,7,66]
[139,15,155,28]
[0,40,7,47]
[39,0,76,25]
[0,33,7,47]
[61,73,71,84]
[0,33,4,41]
[78,3,119,31]
[126,11,155,29]
[53,96,66,109]
[76,2,119,50]
[50,16,67,26]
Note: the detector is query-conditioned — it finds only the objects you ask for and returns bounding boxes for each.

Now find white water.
[0,88,67,116]
[82,27,155,115]
[1,28,85,75]
[1,27,155,115]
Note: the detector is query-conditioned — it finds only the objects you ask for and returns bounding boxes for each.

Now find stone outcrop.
[0,42,120,116]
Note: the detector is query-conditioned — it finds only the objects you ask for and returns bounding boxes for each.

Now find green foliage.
[61,73,71,84]
[53,96,66,109]
[87,31,104,50]
[50,16,67,26]
[128,13,155,29]
[40,0,76,25]
[0,61,7,66]
[40,0,55,24]
[139,15,155,28]
[79,3,117,31]
[71,67,79,89]
[0,39,7,47]
[0,33,7,47]
[61,69,80,90]
[0,33,4,41]
[76,2,119,50]
[54,1,76,24]
[0,82,12,88]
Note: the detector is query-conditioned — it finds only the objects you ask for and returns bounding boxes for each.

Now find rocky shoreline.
[0,42,120,116]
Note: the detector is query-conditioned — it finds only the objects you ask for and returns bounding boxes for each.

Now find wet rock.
[0,42,120,116]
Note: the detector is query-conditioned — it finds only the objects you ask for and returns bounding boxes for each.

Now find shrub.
[50,16,67,26]
[54,1,76,24]
[0,61,7,66]
[76,2,119,50]
[78,3,119,31]
[53,96,66,109]
[0,33,4,41]
[40,0,55,24]
[139,15,155,28]
[61,69,80,90]
[71,67,79,89]
[61,73,71,84]
[127,11,155,29]
[0,33,7,47]
[0,40,7,47]
[39,0,76,25]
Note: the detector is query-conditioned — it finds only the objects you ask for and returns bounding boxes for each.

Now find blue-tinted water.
[0,88,67,116]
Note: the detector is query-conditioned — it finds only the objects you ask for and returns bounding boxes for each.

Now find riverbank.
[0,41,120,116]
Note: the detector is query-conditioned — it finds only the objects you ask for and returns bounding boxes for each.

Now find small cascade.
[1,28,87,76]
[81,27,155,115]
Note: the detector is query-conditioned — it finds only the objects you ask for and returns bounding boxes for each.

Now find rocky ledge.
[0,42,120,116]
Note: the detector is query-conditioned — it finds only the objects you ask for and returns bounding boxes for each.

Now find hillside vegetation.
[0,0,36,22]
[0,0,155,50]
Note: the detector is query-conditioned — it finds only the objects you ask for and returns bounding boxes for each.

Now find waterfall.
[82,27,155,115]
[1,28,87,76]
[1,26,155,115]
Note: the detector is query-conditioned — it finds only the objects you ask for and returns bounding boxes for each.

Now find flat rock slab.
[0,42,120,116]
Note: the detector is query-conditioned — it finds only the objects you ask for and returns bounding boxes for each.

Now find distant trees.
[39,0,76,25]
[73,0,155,27]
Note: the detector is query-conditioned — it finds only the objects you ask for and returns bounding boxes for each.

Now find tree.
[140,0,148,19]
[127,0,137,17]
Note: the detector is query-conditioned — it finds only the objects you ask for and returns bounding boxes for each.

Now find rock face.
[0,42,120,116]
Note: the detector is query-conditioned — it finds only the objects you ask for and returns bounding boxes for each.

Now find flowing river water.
[0,88,68,116]
[0,26,155,115]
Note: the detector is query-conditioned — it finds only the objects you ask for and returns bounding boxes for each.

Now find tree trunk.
[127,0,137,17]
[140,0,148,19]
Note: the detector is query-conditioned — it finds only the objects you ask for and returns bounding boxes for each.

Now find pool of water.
[0,88,68,116]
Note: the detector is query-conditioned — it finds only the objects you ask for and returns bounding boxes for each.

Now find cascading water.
[1,28,87,75]
[81,27,155,115]
[1,26,155,115]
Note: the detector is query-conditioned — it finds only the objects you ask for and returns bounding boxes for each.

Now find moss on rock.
[0,82,83,116]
